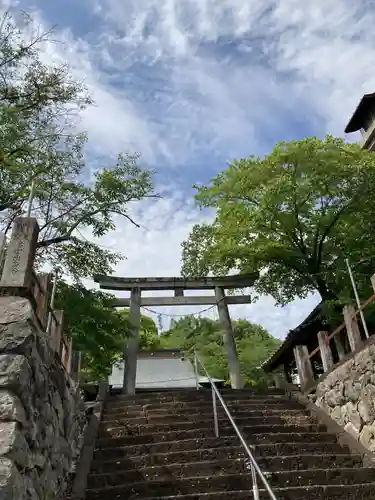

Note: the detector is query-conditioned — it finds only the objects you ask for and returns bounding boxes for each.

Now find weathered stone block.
[329,406,345,426]
[360,422,375,451]
[39,463,58,500]
[358,396,375,424]
[343,379,361,402]
[0,322,36,357]
[0,422,30,469]
[355,349,374,371]
[0,297,33,325]
[325,385,345,406]
[315,342,375,455]
[359,370,372,386]
[0,458,27,500]
[0,293,86,500]
[344,402,362,430]
[0,391,26,425]
[344,421,360,440]
[0,355,31,396]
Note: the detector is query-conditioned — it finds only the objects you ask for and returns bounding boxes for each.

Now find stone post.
[273,373,284,388]
[50,310,64,356]
[293,345,314,391]
[0,218,39,292]
[65,339,73,373]
[215,286,244,389]
[34,273,52,329]
[0,231,6,278]
[70,351,82,383]
[283,363,293,383]
[317,330,334,372]
[333,335,346,360]
[343,304,362,352]
[123,287,141,395]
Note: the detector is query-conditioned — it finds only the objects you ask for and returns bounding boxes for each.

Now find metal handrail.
[194,352,278,500]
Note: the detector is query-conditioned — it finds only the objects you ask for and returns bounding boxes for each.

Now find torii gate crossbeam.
[94,273,258,395]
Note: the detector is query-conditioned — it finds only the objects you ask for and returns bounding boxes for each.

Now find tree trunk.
[314,276,338,302]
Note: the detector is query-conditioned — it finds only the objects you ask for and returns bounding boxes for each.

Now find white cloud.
[8,0,375,341]
[96,0,375,139]
[91,193,321,339]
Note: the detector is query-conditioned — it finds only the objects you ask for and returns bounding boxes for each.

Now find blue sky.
[8,0,374,337]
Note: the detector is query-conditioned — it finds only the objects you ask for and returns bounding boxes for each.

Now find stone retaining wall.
[311,337,375,453]
[0,296,85,499]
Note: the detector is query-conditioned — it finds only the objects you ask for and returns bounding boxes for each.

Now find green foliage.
[182,136,375,306]
[55,284,160,381]
[118,309,160,351]
[55,282,130,382]
[0,10,157,280]
[160,316,280,385]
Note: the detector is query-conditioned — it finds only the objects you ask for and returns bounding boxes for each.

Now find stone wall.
[0,296,86,499]
[312,337,375,453]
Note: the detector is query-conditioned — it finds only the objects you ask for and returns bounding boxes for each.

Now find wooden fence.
[0,218,81,382]
[294,274,375,392]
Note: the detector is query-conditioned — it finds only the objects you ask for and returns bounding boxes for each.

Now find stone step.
[95,431,337,456]
[107,388,285,401]
[106,391,288,404]
[93,437,345,462]
[99,416,316,437]
[96,424,328,447]
[91,441,356,472]
[101,408,310,424]
[105,395,291,407]
[88,453,363,484]
[136,483,375,500]
[85,469,375,499]
[103,400,303,415]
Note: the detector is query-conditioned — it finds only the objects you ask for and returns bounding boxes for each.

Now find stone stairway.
[85,388,375,499]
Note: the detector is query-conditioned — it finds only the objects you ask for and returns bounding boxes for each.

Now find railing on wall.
[294,273,375,392]
[0,217,81,382]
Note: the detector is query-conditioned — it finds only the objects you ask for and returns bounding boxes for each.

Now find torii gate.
[94,273,258,395]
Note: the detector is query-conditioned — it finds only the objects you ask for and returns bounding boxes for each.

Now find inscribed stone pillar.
[215,286,244,389]
[293,345,314,391]
[0,218,39,290]
[343,304,362,352]
[123,287,141,395]
[317,330,333,372]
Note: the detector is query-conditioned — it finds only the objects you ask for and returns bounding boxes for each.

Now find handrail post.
[251,462,260,500]
[343,304,363,352]
[194,353,199,391]
[212,385,219,438]
[317,331,333,372]
[46,271,58,334]
[195,351,278,500]
[293,345,314,391]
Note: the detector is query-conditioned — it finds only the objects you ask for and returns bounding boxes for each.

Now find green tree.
[182,136,375,306]
[0,10,157,280]
[55,282,130,381]
[160,316,280,385]
[118,309,160,351]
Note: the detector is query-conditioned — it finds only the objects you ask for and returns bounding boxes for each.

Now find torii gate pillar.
[123,287,141,395]
[215,286,244,389]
